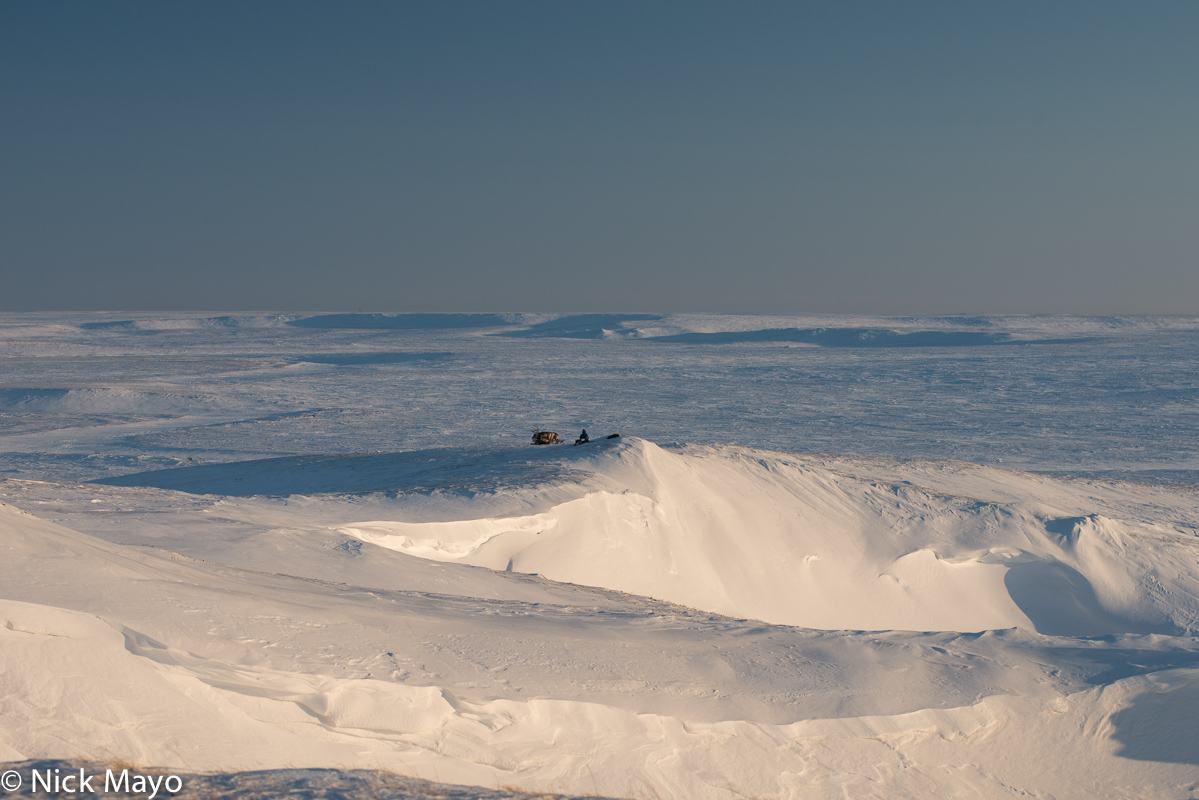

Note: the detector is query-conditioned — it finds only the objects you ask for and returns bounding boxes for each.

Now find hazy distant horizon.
[3,2,1197,315]
[4,307,1199,318]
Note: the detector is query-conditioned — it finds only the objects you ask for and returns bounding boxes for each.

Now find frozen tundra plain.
[1,311,1198,799]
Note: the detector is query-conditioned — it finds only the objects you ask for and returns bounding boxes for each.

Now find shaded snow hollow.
[3,760,620,800]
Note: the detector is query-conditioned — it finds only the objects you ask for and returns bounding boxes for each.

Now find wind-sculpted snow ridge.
[95,438,1199,637]
[319,438,1198,637]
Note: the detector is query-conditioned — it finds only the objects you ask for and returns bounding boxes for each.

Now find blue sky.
[2,1,1196,313]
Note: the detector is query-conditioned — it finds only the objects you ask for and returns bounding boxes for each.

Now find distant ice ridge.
[77,314,295,330]
[1,310,1196,340]
[39,311,1191,343]
[271,311,1199,342]
[272,311,1199,343]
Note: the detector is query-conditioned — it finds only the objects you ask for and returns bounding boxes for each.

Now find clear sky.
[2,1,1196,314]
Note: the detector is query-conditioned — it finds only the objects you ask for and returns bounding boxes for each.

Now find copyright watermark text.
[2,768,182,798]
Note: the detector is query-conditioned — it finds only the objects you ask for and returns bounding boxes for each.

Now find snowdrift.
[8,585,1196,799]
[0,387,215,416]
[104,438,1199,637]
[329,440,1199,636]
[3,495,1199,799]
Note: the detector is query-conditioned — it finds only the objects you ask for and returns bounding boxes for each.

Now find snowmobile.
[531,429,562,445]
[531,428,620,446]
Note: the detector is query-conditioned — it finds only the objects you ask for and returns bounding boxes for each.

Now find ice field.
[2,312,1199,799]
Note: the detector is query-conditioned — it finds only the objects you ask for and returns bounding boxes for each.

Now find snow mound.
[4,592,1198,798]
[330,439,1199,636]
[0,388,215,416]
[4,470,1199,797]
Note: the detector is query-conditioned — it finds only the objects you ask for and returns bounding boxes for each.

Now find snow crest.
[338,439,1199,636]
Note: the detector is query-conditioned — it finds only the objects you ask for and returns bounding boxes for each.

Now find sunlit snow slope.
[320,439,1199,636]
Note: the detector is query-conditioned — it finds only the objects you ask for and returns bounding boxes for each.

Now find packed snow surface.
[2,312,1199,799]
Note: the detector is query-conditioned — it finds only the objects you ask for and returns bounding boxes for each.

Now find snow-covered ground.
[2,313,1198,798]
